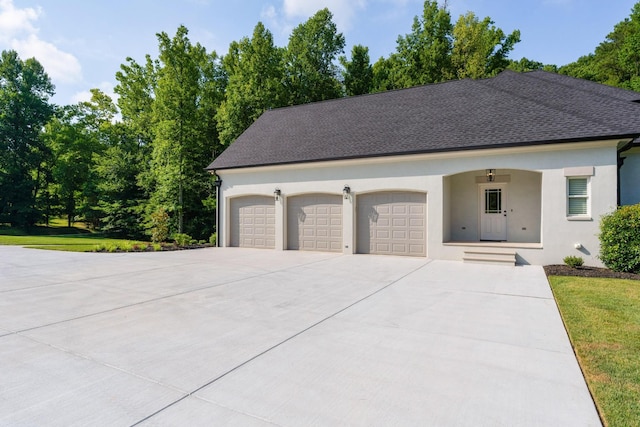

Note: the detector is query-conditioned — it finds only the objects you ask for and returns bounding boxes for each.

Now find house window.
[567,177,589,218]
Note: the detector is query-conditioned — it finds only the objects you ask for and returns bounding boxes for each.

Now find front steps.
[463,249,517,266]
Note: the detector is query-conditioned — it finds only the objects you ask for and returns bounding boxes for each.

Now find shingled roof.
[207,70,640,171]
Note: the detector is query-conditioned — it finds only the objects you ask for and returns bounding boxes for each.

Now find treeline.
[1,1,639,240]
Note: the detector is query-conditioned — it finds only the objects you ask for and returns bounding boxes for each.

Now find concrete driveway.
[0,246,600,426]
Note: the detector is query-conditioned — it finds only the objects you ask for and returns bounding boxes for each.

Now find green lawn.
[0,222,148,252]
[549,276,640,427]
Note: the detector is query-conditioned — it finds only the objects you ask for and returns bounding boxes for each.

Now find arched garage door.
[288,194,342,252]
[230,196,275,249]
[357,192,426,256]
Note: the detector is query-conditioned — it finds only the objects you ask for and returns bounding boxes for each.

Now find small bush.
[209,233,217,246]
[563,255,584,268]
[150,208,170,243]
[173,233,192,247]
[152,243,162,251]
[599,204,640,273]
[198,239,206,245]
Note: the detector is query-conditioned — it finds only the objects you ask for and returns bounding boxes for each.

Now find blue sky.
[1,0,637,106]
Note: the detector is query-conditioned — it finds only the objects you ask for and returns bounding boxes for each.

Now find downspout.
[617,140,636,206]
[214,171,221,248]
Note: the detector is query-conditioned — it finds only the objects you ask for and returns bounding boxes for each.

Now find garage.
[357,192,426,256]
[287,194,342,252]
[230,196,276,249]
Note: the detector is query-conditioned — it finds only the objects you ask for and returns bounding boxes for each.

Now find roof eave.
[207,134,640,172]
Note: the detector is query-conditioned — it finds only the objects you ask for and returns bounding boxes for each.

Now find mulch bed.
[544,264,640,280]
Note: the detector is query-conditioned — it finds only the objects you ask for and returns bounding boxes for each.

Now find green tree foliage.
[599,204,640,273]
[284,8,346,104]
[150,25,221,238]
[507,57,558,73]
[216,22,285,146]
[560,2,640,90]
[372,1,520,91]
[0,50,55,227]
[43,90,115,227]
[341,44,373,96]
[451,12,520,79]
[115,55,157,146]
[94,121,146,237]
[376,0,453,90]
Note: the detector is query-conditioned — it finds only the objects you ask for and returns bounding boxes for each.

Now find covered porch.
[442,169,542,264]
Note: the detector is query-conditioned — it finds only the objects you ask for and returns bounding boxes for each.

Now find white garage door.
[357,192,426,256]
[288,194,342,252]
[230,196,275,249]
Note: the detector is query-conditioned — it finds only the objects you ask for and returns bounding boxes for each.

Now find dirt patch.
[544,264,640,281]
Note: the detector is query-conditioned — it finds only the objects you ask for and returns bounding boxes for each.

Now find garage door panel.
[392,230,407,239]
[288,194,342,252]
[231,196,276,249]
[357,192,426,257]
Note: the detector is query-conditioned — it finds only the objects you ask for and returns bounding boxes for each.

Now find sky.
[1,0,638,106]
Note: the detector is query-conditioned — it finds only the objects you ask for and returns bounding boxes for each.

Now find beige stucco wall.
[216,140,621,266]
[446,169,541,243]
[620,147,640,206]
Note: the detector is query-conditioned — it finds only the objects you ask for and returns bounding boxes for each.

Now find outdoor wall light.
[486,169,496,182]
[274,188,281,201]
[343,185,351,199]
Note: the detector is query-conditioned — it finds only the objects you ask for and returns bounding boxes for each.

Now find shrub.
[150,208,170,243]
[599,204,640,273]
[563,255,584,268]
[198,239,206,245]
[209,233,217,246]
[173,233,192,247]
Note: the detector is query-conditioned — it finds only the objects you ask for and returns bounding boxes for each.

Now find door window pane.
[485,189,502,214]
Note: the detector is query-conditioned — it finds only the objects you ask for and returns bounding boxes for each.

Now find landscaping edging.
[544,264,640,280]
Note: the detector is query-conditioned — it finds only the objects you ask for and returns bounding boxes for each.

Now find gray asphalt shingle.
[207,70,640,171]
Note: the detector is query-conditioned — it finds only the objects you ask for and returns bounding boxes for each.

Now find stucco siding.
[216,140,620,266]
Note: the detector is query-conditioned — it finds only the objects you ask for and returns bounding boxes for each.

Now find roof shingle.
[207,70,640,171]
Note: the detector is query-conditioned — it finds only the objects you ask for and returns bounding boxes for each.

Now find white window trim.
[566,176,591,220]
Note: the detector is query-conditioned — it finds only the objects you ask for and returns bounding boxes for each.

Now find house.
[206,70,640,266]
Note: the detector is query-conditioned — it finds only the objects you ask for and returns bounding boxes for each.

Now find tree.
[341,44,373,96]
[284,8,345,104]
[94,122,146,237]
[508,57,557,73]
[43,90,114,227]
[559,2,640,90]
[216,22,285,146]
[451,12,520,79]
[150,26,220,238]
[0,50,55,227]
[391,0,454,88]
[114,55,157,148]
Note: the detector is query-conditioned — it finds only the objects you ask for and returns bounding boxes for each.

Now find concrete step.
[463,249,516,266]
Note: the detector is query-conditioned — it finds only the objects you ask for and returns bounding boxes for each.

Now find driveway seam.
[9,254,345,336]
[0,256,273,294]
[130,259,433,426]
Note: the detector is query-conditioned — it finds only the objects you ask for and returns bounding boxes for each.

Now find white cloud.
[0,0,40,36]
[11,34,82,84]
[0,0,82,84]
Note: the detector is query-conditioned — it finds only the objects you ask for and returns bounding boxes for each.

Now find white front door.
[480,184,507,241]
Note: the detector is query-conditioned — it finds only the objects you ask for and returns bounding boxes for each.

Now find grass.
[549,276,640,427]
[0,220,148,252]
